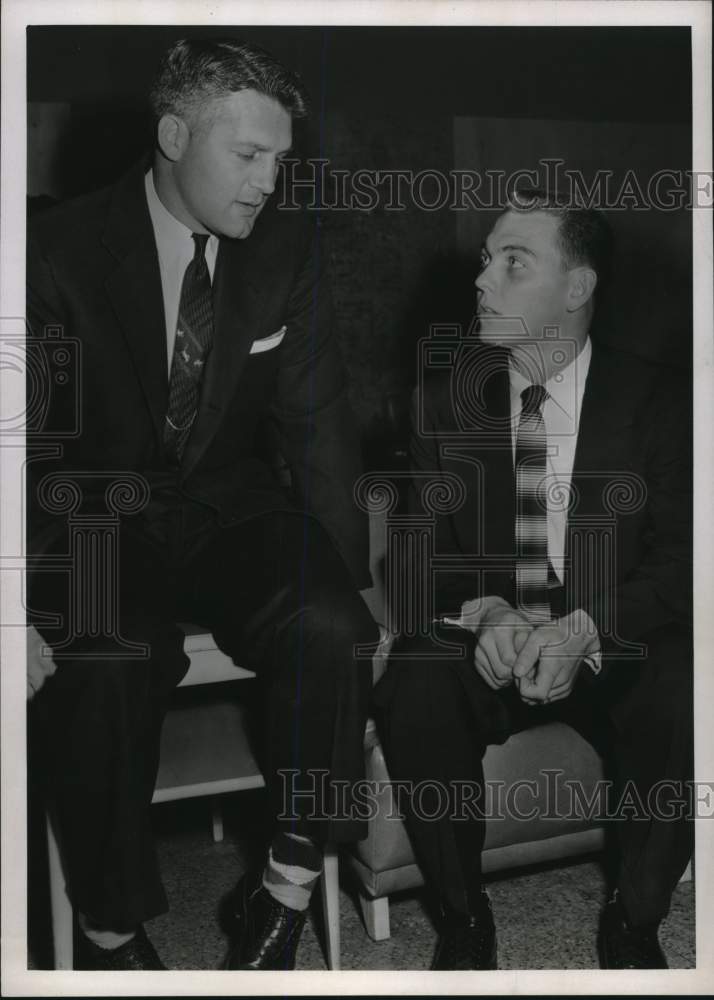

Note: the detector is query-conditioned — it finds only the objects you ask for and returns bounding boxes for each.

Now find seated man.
[26,36,378,970]
[375,187,692,970]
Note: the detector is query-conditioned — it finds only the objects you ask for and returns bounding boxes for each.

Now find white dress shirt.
[454,337,601,671]
[144,169,219,374]
[509,337,592,585]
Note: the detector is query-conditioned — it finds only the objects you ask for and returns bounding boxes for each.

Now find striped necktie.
[164,233,214,463]
[515,384,552,623]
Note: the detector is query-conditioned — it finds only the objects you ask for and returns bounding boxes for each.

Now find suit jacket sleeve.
[581,378,692,658]
[269,221,371,591]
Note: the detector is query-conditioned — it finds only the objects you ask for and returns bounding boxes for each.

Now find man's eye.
[508,255,525,269]
[237,151,257,161]
[478,255,489,271]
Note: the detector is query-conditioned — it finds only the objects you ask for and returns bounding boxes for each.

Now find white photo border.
[2,1,712,995]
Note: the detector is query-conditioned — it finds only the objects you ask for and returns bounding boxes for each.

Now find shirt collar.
[144,168,218,259]
[509,337,592,421]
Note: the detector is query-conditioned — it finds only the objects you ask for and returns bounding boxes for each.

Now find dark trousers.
[374,622,693,927]
[29,507,378,930]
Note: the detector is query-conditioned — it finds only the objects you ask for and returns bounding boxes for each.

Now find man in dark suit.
[26,37,378,970]
[375,187,692,969]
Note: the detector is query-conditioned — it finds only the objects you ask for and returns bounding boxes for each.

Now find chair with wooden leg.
[44,624,341,970]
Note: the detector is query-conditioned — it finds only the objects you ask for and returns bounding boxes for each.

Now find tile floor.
[139,793,695,972]
[28,789,695,971]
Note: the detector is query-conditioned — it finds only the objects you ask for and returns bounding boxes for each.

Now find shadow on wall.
[28,102,153,201]
[361,250,480,471]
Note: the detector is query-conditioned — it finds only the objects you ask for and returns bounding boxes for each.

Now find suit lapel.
[102,163,168,445]
[479,353,516,558]
[449,346,515,559]
[565,343,637,603]
[571,343,636,515]
[180,234,268,477]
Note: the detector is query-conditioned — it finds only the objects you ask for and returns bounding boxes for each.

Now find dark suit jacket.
[406,340,691,662]
[26,160,370,589]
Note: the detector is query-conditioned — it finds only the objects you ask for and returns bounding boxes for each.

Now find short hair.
[149,37,309,129]
[506,186,613,298]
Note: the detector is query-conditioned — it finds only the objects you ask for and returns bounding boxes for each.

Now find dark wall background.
[27,26,692,461]
[25,26,693,120]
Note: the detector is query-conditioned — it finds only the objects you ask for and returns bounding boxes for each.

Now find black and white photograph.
[1,0,712,994]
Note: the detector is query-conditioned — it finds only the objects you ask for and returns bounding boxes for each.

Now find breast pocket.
[249,325,286,354]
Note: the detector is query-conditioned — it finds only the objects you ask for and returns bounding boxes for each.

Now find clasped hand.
[459,600,596,704]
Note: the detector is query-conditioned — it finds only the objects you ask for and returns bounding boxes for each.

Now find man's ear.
[566,266,598,313]
[157,113,190,163]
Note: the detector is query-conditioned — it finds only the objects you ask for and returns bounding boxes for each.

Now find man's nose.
[253,157,278,196]
[475,265,491,295]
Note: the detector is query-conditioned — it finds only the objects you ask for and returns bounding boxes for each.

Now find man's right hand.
[455,598,532,690]
[475,604,533,689]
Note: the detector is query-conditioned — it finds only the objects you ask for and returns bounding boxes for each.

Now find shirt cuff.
[448,595,512,630]
[561,608,602,675]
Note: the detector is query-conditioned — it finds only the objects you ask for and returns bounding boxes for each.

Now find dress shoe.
[224,868,308,970]
[75,925,166,970]
[598,893,667,969]
[431,891,497,970]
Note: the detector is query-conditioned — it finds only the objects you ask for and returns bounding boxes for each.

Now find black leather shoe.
[75,925,166,970]
[431,892,497,970]
[224,869,308,970]
[598,893,667,969]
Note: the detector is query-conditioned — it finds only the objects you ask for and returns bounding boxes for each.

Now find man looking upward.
[376,188,692,970]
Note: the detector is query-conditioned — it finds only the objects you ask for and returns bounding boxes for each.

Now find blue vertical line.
[290,27,331,834]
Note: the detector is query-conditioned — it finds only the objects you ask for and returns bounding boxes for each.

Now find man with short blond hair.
[28,37,377,970]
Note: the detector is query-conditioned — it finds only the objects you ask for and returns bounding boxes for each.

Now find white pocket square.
[249,326,286,354]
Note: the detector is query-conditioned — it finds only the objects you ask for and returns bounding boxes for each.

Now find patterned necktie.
[515,384,552,623]
[164,233,214,463]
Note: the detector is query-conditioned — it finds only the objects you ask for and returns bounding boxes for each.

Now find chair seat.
[350,719,606,899]
[155,627,263,802]
[178,623,256,686]
[154,696,264,803]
